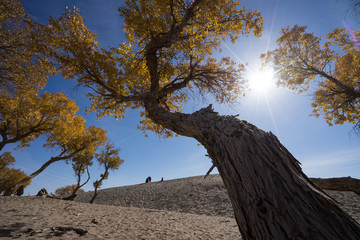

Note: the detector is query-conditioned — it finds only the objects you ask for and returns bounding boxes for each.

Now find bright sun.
[248,67,275,93]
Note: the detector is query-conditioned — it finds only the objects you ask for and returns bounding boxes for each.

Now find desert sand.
[1,174,359,239]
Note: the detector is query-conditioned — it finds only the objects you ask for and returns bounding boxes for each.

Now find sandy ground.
[75,175,360,223]
[75,175,234,218]
[0,196,240,239]
[1,175,359,239]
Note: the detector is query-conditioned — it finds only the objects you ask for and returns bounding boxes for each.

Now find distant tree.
[3,124,107,196]
[90,143,123,204]
[61,160,92,200]
[55,184,85,198]
[0,152,30,195]
[48,0,360,239]
[263,25,360,132]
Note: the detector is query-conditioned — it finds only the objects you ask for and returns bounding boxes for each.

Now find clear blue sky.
[4,0,359,196]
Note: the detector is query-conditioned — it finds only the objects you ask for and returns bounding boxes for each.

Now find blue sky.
[4,0,359,195]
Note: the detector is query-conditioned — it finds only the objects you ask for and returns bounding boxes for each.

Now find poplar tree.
[90,143,123,204]
[1,0,109,196]
[263,25,360,132]
[48,1,360,239]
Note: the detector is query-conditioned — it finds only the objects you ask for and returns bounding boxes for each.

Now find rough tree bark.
[144,97,360,239]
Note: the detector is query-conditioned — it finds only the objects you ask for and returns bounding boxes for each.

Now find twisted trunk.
[144,98,360,239]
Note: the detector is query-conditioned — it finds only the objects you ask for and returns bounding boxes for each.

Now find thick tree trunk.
[144,98,360,239]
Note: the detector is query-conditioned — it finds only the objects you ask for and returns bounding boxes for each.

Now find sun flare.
[248,67,275,93]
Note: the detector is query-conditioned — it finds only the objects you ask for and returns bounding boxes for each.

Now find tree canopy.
[0,0,114,195]
[48,0,263,137]
[0,0,97,151]
[0,0,108,157]
[0,0,55,93]
[0,91,81,151]
[263,25,360,131]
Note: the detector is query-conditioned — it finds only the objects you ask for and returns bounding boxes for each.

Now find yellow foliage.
[0,1,111,195]
[0,0,56,93]
[95,142,124,171]
[0,152,15,169]
[54,184,85,197]
[0,152,30,194]
[92,142,124,192]
[263,25,360,130]
[47,0,263,137]
[0,90,81,150]
[1,1,109,152]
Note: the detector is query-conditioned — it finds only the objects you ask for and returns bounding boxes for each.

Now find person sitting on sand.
[14,185,24,196]
[145,176,151,183]
[36,188,48,197]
